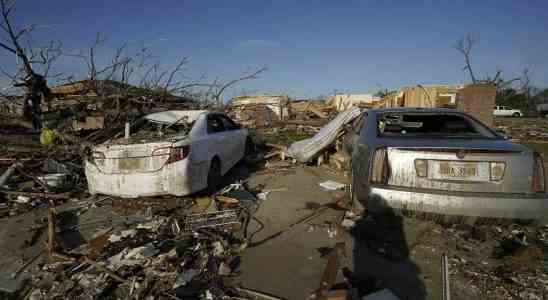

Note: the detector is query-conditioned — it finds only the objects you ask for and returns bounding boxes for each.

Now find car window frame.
[206,114,226,134]
[219,115,240,131]
[375,112,499,139]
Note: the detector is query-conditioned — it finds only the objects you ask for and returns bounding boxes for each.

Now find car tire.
[350,168,365,214]
[513,112,521,117]
[206,158,221,195]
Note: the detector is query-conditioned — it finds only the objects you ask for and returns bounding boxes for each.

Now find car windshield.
[377,113,497,138]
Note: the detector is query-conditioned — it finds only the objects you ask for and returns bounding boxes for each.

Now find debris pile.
[7,184,265,299]
[227,95,290,128]
[1,79,198,142]
[495,117,548,141]
[28,225,247,299]
[445,222,548,299]
[0,156,83,218]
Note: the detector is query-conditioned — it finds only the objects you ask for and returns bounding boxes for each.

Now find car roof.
[369,107,460,114]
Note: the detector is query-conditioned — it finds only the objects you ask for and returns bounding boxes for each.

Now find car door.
[219,114,246,168]
[502,106,511,116]
[206,114,231,174]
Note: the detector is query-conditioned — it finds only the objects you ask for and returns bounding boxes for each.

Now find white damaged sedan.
[85,110,250,198]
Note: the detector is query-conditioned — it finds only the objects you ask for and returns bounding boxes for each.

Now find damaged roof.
[144,110,207,124]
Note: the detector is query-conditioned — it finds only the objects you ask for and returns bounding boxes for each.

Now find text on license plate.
[439,162,477,177]
[430,161,489,181]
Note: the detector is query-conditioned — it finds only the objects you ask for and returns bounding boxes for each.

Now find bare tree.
[212,67,267,106]
[454,33,478,84]
[453,34,528,93]
[0,0,63,129]
[64,33,135,95]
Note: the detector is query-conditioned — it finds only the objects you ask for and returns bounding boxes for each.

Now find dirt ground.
[234,163,548,300]
[234,165,462,300]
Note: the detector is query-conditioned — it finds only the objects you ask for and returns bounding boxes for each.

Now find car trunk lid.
[379,140,533,194]
[90,140,180,174]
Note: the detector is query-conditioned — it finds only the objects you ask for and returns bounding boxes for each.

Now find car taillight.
[489,162,506,181]
[414,159,428,178]
[532,152,545,193]
[370,148,390,184]
[152,145,190,164]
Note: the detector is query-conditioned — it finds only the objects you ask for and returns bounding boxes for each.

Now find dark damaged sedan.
[345,108,548,220]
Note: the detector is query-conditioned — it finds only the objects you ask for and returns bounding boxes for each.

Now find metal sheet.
[287,107,362,163]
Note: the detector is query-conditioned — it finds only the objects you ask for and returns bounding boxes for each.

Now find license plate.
[430,161,489,181]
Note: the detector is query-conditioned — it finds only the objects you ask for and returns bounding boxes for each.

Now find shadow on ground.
[348,210,427,300]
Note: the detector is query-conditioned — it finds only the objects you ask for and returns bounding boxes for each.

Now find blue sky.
[2,0,548,98]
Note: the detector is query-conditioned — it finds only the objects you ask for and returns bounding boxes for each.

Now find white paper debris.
[15,195,31,204]
[341,219,356,228]
[319,180,347,191]
[257,192,270,201]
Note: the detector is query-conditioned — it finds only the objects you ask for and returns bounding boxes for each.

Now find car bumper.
[368,185,548,219]
[85,159,197,198]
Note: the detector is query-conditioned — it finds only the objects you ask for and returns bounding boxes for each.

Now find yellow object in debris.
[40,128,56,146]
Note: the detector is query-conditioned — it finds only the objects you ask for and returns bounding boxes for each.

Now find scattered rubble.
[2,82,548,299]
[0,183,272,299]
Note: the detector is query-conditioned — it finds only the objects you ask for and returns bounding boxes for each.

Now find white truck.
[537,104,548,117]
[493,106,522,117]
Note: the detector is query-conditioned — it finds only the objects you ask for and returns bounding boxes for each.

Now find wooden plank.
[308,106,328,119]
[3,191,72,200]
[316,242,346,300]
[265,143,287,151]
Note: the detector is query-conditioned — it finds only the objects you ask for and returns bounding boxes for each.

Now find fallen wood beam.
[282,120,327,126]
[264,151,282,159]
[0,163,21,187]
[11,250,44,279]
[0,158,33,164]
[0,118,33,129]
[308,106,328,119]
[2,191,72,199]
[216,195,240,204]
[47,207,56,261]
[316,242,346,300]
[265,143,286,151]
[16,165,51,192]
[235,287,286,300]
[84,256,127,283]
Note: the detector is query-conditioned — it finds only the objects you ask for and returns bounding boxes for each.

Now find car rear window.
[377,113,496,138]
[111,118,194,142]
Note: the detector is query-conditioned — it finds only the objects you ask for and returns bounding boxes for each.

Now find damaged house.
[379,83,496,126]
[227,94,290,128]
[326,93,382,111]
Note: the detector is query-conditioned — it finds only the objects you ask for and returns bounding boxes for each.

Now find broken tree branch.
[213,67,267,105]
[454,33,477,84]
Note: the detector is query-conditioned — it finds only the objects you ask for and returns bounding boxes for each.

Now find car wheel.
[350,168,365,214]
[206,158,221,194]
[513,112,521,117]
